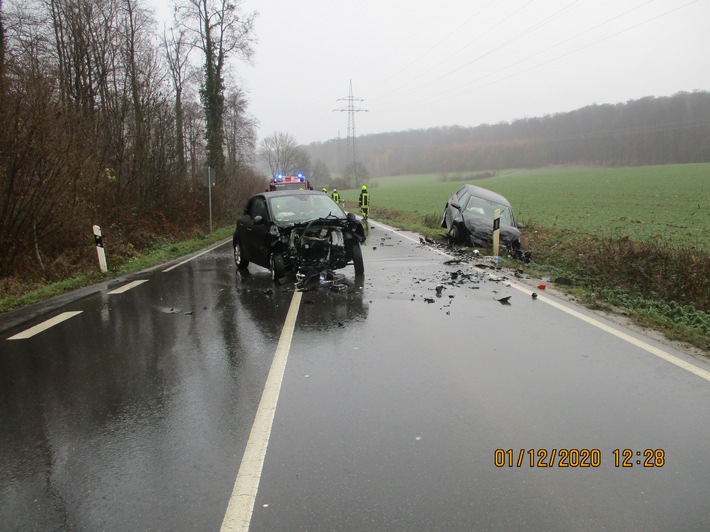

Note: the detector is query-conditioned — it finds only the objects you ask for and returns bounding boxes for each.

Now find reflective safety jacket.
[359,190,369,208]
[332,191,340,203]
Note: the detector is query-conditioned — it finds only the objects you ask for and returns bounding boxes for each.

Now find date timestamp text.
[494,449,665,468]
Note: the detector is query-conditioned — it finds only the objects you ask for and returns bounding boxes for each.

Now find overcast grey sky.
[183,0,710,145]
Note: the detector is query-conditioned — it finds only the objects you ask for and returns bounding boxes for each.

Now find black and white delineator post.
[93,225,108,273]
[492,208,501,259]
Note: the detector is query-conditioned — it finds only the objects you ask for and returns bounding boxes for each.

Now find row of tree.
[305,91,710,178]
[0,0,265,279]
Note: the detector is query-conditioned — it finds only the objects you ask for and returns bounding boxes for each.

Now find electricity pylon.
[333,79,367,185]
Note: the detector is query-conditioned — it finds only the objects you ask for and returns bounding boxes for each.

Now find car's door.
[249,197,271,266]
[445,186,471,228]
[240,196,271,267]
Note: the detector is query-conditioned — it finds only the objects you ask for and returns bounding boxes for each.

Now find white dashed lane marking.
[7,311,83,340]
[108,279,149,295]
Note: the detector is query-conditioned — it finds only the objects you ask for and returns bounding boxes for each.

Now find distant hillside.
[304,91,710,177]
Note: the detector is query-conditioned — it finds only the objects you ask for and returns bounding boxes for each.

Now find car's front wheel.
[270,253,285,281]
[349,240,364,275]
[449,224,460,243]
[234,238,249,269]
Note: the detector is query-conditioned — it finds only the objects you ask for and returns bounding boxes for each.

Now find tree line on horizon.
[306,91,710,179]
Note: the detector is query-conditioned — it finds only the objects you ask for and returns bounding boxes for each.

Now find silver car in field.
[440,184,522,250]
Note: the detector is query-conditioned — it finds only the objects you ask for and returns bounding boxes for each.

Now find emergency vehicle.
[268,174,310,191]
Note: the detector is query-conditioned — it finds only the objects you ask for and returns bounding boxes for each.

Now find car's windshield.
[269,194,345,224]
[463,195,515,226]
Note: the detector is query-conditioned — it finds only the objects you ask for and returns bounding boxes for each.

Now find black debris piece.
[496,296,512,305]
[532,292,538,300]
[424,297,435,304]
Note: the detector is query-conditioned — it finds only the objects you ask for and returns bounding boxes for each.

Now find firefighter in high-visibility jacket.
[358,185,369,219]
[331,188,340,204]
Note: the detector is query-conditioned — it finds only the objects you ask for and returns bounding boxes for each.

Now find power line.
[375,0,694,113]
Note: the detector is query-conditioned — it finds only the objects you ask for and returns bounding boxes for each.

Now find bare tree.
[292,148,312,179]
[163,25,194,176]
[0,0,5,95]
[224,88,257,177]
[310,160,331,189]
[258,132,301,178]
[176,0,256,183]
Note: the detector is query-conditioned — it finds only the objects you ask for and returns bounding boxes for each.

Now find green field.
[341,164,709,250]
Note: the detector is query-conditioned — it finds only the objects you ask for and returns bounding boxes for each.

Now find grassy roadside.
[0,227,233,315]
[370,206,710,355]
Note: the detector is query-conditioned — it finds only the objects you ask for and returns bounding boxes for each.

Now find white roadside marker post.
[93,225,108,273]
[493,208,501,261]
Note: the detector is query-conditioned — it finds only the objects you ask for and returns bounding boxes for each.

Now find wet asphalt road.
[1,221,709,531]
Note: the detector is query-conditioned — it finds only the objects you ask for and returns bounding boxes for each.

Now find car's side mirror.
[346,212,357,222]
[517,222,525,228]
[253,215,264,225]
[451,202,462,211]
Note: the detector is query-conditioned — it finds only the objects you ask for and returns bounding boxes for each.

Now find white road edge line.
[162,239,231,272]
[7,311,83,340]
[221,290,303,532]
[379,221,710,383]
[107,279,149,295]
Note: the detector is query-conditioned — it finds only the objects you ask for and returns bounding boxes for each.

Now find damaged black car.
[233,190,366,281]
[440,184,523,251]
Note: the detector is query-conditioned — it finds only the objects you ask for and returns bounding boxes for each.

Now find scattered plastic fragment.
[537,284,546,290]
[496,296,512,305]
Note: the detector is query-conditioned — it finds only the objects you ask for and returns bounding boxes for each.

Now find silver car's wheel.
[450,224,460,243]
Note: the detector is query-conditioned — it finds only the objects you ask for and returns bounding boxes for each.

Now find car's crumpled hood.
[275,216,366,242]
[461,213,520,244]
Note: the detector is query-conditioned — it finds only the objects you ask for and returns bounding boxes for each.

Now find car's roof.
[457,184,512,207]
